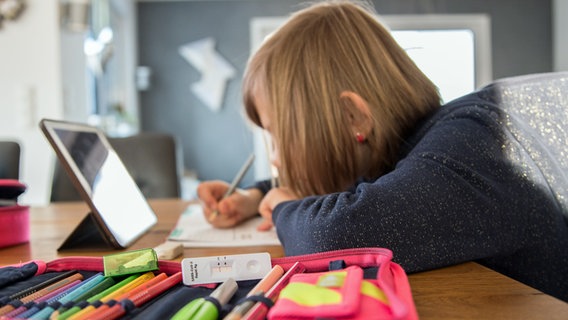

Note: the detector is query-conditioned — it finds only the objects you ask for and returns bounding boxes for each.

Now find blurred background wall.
[0,0,564,205]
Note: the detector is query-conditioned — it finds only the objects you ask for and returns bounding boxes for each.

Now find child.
[197,0,568,301]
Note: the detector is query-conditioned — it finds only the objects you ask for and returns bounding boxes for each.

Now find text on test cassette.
[181,252,272,285]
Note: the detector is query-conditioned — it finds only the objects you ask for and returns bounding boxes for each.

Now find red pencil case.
[0,179,29,248]
[0,247,417,320]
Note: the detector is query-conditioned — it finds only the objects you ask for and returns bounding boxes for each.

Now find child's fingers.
[256,218,273,231]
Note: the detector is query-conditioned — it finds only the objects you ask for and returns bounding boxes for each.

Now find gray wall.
[137,0,552,185]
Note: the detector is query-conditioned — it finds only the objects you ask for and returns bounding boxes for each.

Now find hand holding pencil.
[197,154,262,228]
[209,153,255,222]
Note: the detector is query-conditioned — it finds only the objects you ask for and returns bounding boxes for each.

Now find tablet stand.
[58,212,115,251]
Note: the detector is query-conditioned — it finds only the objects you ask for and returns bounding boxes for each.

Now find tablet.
[40,119,157,250]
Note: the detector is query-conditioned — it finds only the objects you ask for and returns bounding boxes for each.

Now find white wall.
[0,0,138,206]
[553,0,568,71]
[0,0,63,205]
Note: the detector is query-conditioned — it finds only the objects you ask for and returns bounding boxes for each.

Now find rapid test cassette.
[181,252,272,285]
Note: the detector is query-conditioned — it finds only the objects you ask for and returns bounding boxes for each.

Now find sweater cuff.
[246,179,272,195]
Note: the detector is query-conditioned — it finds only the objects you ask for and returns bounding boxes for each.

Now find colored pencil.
[242,262,306,320]
[50,276,116,319]
[223,265,284,320]
[69,272,155,320]
[56,274,139,320]
[2,280,82,319]
[28,273,107,319]
[84,272,168,320]
[90,272,183,320]
[9,271,77,301]
[0,272,83,316]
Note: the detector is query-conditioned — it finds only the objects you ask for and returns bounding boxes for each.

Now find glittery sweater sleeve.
[272,100,512,260]
[270,96,568,301]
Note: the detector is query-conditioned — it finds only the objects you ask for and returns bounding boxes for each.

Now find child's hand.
[257,187,299,231]
[197,181,262,228]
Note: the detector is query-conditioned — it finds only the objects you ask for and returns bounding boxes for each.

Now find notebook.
[40,119,157,251]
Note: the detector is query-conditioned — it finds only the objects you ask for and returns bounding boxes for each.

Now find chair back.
[0,141,21,179]
[50,132,183,201]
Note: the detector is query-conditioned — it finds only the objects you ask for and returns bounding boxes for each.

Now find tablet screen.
[40,119,157,248]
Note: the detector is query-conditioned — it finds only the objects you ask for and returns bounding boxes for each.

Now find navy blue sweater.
[256,90,568,302]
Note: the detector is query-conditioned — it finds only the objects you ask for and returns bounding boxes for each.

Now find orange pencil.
[90,272,183,320]
[246,265,285,296]
[223,265,284,320]
[69,271,155,320]
[85,273,168,320]
[0,272,83,316]
[242,261,306,320]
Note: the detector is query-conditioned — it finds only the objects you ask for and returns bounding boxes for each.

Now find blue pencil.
[15,280,83,319]
[27,273,106,320]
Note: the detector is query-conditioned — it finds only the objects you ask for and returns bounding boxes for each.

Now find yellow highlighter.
[69,271,155,320]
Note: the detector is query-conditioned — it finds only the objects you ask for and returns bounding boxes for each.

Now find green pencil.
[56,274,138,320]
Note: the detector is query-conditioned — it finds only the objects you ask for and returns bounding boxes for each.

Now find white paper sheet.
[168,204,281,247]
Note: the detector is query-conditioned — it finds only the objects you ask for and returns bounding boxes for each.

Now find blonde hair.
[243,0,441,197]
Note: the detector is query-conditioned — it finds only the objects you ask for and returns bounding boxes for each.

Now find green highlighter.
[171,278,238,320]
[103,248,159,277]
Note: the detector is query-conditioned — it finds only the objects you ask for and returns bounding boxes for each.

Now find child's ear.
[340,91,373,140]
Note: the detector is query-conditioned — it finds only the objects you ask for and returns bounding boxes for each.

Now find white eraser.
[181,252,272,285]
[153,241,184,260]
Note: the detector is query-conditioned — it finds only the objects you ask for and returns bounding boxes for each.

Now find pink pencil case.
[0,179,29,248]
[1,247,417,319]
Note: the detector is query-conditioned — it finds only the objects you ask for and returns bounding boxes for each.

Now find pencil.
[56,275,138,320]
[3,280,82,319]
[223,291,264,320]
[0,272,83,316]
[242,262,306,320]
[50,276,116,319]
[89,272,183,320]
[67,272,155,320]
[84,273,168,320]
[9,270,77,301]
[223,265,284,320]
[209,153,255,222]
[29,273,107,319]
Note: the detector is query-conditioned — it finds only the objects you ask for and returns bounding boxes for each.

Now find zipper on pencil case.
[271,247,393,272]
[157,260,182,274]
[43,247,392,274]
[45,256,183,275]
[46,256,104,273]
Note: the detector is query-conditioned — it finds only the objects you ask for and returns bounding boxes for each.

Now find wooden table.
[1,199,567,319]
